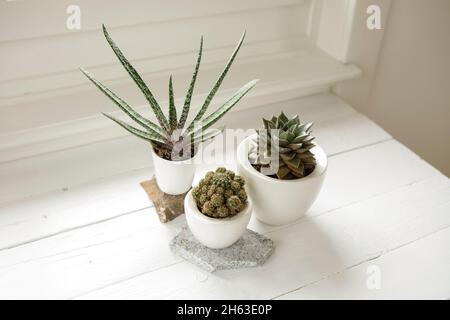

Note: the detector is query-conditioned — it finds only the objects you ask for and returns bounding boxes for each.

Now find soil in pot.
[152,141,197,161]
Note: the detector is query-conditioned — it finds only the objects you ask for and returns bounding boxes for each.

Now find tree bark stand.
[140,177,188,223]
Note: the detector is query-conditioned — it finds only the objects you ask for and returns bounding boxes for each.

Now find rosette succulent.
[249,112,316,179]
[192,168,248,218]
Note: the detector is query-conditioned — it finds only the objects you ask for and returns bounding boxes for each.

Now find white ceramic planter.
[237,134,327,226]
[184,190,253,249]
[151,148,198,195]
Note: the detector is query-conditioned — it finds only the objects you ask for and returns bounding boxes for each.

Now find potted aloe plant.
[80,25,258,195]
[185,168,252,249]
[237,112,327,225]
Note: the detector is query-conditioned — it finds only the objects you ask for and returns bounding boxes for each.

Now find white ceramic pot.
[237,134,327,226]
[184,190,253,249]
[151,148,198,195]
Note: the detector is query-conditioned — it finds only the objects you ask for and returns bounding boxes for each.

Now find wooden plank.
[0,141,444,299]
[277,226,450,300]
[76,175,450,299]
[0,168,153,250]
[0,210,184,299]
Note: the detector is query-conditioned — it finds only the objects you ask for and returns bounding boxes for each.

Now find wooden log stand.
[140,177,188,223]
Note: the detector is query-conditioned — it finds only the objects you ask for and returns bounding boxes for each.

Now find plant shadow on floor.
[276,215,353,298]
[201,215,351,299]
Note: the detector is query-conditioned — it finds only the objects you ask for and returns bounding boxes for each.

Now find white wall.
[337,0,450,176]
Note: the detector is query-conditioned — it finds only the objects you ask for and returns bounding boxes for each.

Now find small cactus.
[192,168,248,218]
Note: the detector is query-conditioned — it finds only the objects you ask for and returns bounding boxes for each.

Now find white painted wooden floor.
[0,93,449,300]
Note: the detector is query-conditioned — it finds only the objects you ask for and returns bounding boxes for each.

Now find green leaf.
[284,154,302,168]
[288,123,299,134]
[276,166,291,179]
[280,152,296,161]
[279,131,288,141]
[302,136,315,144]
[102,113,167,144]
[278,137,289,147]
[286,131,295,141]
[287,162,305,177]
[295,145,315,153]
[283,116,299,131]
[299,122,313,133]
[278,112,289,125]
[168,75,177,131]
[102,24,170,131]
[187,126,225,146]
[291,133,309,143]
[178,36,203,129]
[287,143,303,150]
[279,146,292,153]
[188,79,259,136]
[297,150,315,158]
[80,67,166,138]
[201,128,224,143]
[187,31,246,130]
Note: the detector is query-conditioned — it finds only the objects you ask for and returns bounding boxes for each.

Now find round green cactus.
[226,196,242,214]
[192,167,248,218]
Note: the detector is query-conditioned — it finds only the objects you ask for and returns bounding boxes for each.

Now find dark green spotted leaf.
[102,24,170,131]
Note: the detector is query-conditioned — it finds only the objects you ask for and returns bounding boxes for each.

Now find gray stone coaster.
[170,226,275,273]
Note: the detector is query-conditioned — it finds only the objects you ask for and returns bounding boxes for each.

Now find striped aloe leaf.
[80,27,258,160]
[102,24,170,132]
[177,36,203,129]
[102,113,168,144]
[187,31,246,130]
[188,79,259,136]
[168,75,177,130]
[80,67,165,137]
[189,126,225,144]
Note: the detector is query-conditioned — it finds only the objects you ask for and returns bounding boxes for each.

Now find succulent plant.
[80,25,258,160]
[192,168,248,218]
[249,112,316,179]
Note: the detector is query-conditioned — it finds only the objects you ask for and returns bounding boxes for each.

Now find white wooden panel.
[0,0,304,42]
[0,45,358,114]
[333,0,393,110]
[0,44,351,112]
[278,226,450,299]
[0,141,445,299]
[73,175,449,299]
[0,5,306,82]
[314,0,357,62]
[0,37,305,102]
